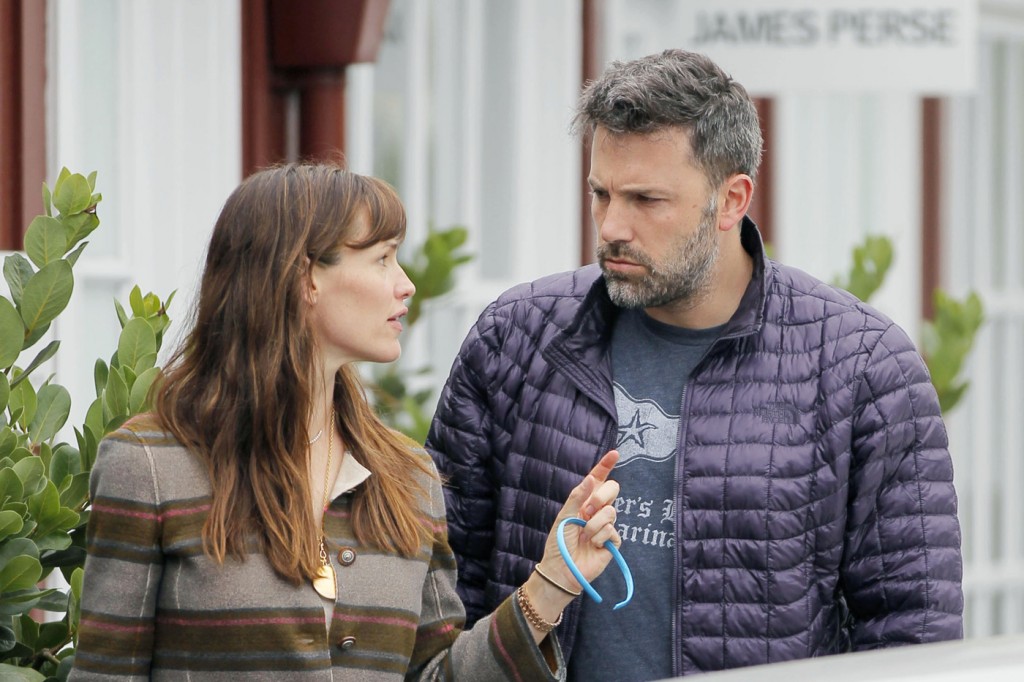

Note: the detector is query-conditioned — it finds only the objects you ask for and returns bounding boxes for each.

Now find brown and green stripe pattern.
[70,415,565,681]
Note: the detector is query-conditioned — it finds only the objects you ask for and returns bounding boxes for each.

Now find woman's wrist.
[521,572,574,629]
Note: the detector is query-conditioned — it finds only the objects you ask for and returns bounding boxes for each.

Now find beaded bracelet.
[516,586,562,633]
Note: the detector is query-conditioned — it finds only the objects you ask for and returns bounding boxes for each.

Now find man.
[426,49,963,679]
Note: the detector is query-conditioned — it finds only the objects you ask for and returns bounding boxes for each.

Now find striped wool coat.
[70,414,563,681]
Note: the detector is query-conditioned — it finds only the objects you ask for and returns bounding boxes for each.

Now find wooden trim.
[749,98,774,246]
[241,0,285,176]
[297,70,347,162]
[243,0,390,175]
[921,97,942,320]
[579,0,601,266]
[0,0,46,250]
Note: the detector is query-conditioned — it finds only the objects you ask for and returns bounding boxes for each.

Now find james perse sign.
[675,0,977,94]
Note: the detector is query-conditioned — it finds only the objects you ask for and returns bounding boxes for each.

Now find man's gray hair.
[572,49,763,187]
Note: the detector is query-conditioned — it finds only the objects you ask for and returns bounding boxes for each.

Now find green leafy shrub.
[0,169,172,681]
[834,234,983,414]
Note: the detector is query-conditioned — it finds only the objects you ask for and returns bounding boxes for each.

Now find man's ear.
[718,174,754,232]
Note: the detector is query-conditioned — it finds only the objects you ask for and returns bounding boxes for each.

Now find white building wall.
[348,0,582,394]
[47,0,242,423]
[943,1,1024,638]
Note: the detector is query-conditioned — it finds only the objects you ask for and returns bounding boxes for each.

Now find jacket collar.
[720,215,768,340]
[542,216,770,414]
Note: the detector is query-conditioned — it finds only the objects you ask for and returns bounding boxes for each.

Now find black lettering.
[828,8,961,46]
[694,10,821,46]
[792,10,819,45]
[933,10,955,44]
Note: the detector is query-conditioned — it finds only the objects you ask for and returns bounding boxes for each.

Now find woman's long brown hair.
[154,163,431,585]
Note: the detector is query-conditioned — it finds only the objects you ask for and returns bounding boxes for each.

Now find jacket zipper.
[673,333,747,677]
[672,383,687,678]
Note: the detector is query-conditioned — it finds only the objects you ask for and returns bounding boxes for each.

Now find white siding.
[47,0,242,424]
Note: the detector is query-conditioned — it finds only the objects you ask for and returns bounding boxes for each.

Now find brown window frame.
[0,0,47,252]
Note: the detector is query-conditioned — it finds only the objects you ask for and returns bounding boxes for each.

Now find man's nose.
[597,197,632,244]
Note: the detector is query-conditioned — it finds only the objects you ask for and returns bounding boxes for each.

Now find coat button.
[338,547,357,566]
[339,636,356,650]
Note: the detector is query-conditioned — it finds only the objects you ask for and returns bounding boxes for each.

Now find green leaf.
[0,662,46,681]
[3,252,36,307]
[0,297,25,369]
[42,182,53,218]
[24,216,68,268]
[92,359,109,398]
[28,384,71,443]
[58,472,89,510]
[113,299,129,329]
[50,445,82,486]
[32,589,68,612]
[27,479,59,520]
[87,170,98,191]
[35,529,76,552]
[129,367,161,413]
[0,538,42,592]
[0,373,9,415]
[19,260,74,349]
[0,467,25,503]
[104,368,129,418]
[81,426,98,472]
[129,285,144,317]
[0,510,24,541]
[52,173,92,216]
[83,400,103,448]
[0,426,16,459]
[10,340,60,390]
[63,212,100,248]
[9,380,37,431]
[37,619,70,650]
[64,240,89,266]
[41,545,85,571]
[55,654,75,680]
[13,457,46,496]
[6,446,32,465]
[134,352,158,375]
[117,318,157,374]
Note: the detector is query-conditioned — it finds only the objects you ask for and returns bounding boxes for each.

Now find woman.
[70,163,621,680]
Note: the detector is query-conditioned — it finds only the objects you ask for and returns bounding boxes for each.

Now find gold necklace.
[311,415,337,600]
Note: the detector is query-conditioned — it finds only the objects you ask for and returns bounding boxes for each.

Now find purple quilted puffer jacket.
[426,219,963,675]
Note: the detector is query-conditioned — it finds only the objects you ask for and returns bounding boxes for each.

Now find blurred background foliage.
[833,234,983,414]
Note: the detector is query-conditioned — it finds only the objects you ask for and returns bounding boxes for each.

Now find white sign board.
[673,0,978,94]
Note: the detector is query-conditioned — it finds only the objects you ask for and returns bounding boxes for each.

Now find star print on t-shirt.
[613,382,679,466]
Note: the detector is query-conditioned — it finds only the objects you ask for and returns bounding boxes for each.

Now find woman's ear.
[304,256,320,306]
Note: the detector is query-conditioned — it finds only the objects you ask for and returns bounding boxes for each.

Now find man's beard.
[598,197,719,310]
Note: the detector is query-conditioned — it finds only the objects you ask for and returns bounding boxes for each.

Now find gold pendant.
[313,561,336,600]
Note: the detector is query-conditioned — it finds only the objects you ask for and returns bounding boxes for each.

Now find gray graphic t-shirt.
[569,309,721,682]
